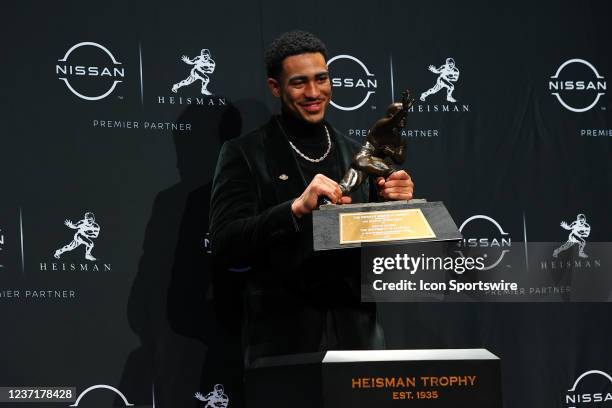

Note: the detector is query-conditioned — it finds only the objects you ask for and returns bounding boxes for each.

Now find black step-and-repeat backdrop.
[2,0,611,407]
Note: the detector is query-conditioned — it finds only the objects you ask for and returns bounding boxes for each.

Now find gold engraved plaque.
[339,208,436,244]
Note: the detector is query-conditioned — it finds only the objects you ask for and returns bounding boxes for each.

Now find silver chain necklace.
[278,119,332,163]
[288,125,331,163]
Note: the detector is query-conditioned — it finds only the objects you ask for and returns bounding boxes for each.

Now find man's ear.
[267,77,281,98]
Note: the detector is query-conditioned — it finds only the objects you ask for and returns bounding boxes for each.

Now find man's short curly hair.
[265,30,328,79]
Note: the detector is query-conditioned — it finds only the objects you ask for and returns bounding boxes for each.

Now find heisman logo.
[69,384,133,406]
[195,384,229,408]
[420,58,460,103]
[553,214,591,259]
[328,54,377,111]
[549,59,606,112]
[172,49,216,95]
[53,212,100,261]
[56,42,124,101]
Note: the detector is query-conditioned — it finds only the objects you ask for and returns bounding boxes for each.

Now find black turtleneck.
[278,111,353,295]
[277,110,342,185]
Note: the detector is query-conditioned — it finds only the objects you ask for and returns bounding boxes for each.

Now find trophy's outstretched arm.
[367,90,413,148]
[394,90,414,134]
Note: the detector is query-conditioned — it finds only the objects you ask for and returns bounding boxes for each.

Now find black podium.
[245,349,501,408]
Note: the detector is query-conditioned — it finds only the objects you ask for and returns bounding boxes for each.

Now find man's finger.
[384,179,413,188]
[316,184,341,203]
[339,196,352,205]
[314,173,337,185]
[316,174,341,191]
[377,177,385,186]
[382,187,414,194]
[387,170,410,180]
[311,175,342,202]
[319,179,343,201]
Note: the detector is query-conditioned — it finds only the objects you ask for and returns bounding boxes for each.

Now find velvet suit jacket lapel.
[262,117,369,205]
[262,118,307,204]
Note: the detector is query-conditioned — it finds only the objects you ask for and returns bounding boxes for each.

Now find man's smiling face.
[267,52,331,124]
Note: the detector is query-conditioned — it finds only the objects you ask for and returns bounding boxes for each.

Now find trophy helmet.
[446,57,455,67]
[201,49,211,58]
[84,212,95,221]
[577,213,586,222]
[214,384,224,394]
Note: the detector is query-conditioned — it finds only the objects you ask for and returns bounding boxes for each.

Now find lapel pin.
[279,174,289,181]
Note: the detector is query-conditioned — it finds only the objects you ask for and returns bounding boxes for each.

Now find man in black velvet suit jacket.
[210,31,414,365]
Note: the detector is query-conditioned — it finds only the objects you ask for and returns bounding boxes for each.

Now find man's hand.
[377,170,414,201]
[291,174,352,218]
